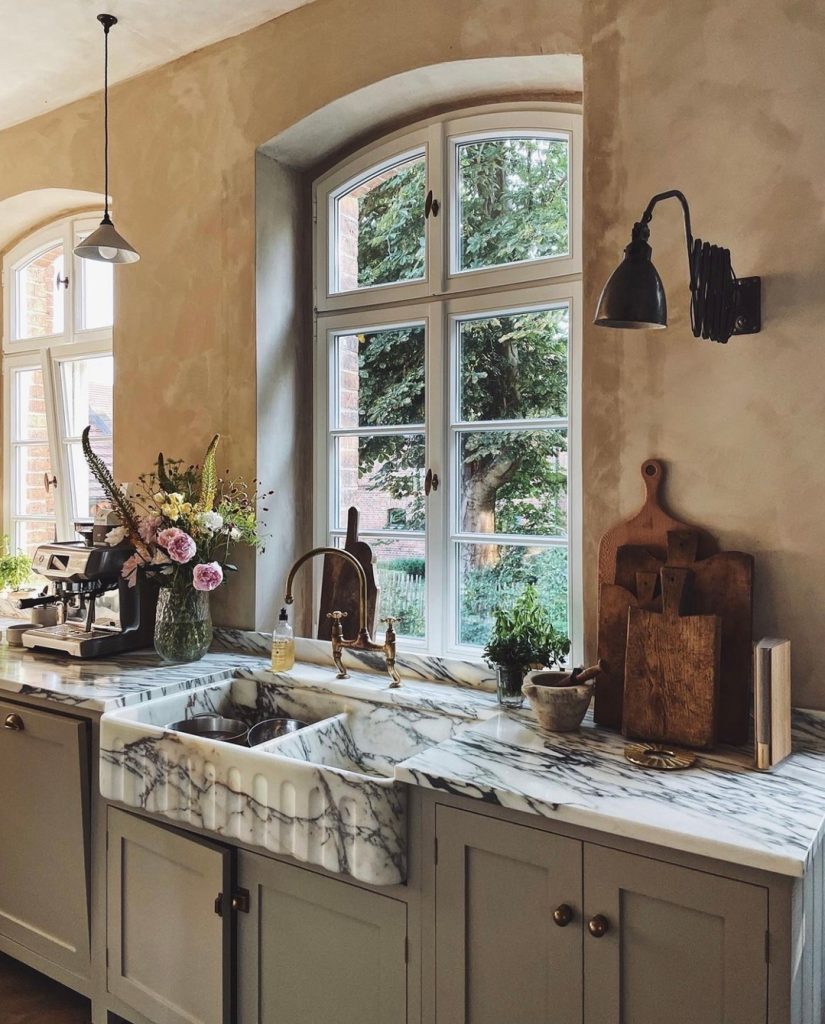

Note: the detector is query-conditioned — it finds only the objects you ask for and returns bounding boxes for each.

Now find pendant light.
[74,14,139,264]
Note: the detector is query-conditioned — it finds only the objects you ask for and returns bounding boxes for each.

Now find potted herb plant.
[483,583,570,708]
[0,537,32,594]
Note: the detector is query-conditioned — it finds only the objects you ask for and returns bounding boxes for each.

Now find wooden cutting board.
[666,530,754,746]
[623,567,721,749]
[598,459,718,590]
[317,507,379,642]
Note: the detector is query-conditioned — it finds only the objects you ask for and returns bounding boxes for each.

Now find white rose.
[198,510,224,533]
[105,526,128,546]
[229,526,241,542]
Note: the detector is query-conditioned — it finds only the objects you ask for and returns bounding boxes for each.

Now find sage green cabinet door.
[583,845,768,1024]
[0,699,89,979]
[434,806,583,1024]
[237,851,407,1024]
[107,809,232,1024]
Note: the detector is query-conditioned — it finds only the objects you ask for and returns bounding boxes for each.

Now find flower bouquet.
[82,428,265,662]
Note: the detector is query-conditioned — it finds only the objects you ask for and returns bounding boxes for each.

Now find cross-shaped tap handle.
[326,610,348,621]
[381,616,397,626]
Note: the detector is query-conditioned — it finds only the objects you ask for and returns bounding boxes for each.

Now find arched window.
[3,214,114,554]
[313,104,582,659]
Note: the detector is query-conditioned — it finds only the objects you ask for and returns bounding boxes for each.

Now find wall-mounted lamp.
[74,15,139,265]
[593,190,760,343]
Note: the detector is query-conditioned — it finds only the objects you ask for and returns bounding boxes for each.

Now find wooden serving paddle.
[317,507,379,642]
[623,566,721,749]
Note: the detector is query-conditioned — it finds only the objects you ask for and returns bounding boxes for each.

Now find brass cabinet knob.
[553,904,573,927]
[587,914,609,938]
[3,713,24,732]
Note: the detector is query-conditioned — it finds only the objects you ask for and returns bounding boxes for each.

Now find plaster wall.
[0,0,822,704]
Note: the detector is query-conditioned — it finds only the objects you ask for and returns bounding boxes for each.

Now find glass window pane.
[59,356,113,437]
[336,326,425,429]
[335,434,425,532]
[334,153,426,293]
[66,439,112,519]
[78,244,114,329]
[14,243,64,339]
[15,520,56,558]
[458,543,568,647]
[336,535,425,641]
[459,429,567,537]
[13,367,48,441]
[14,445,56,516]
[458,308,568,421]
[456,135,569,273]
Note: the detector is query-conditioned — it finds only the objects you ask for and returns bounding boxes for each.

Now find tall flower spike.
[199,434,220,511]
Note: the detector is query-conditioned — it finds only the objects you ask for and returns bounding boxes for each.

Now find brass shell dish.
[624,742,697,771]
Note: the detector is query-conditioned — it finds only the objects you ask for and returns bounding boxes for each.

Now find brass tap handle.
[587,914,609,938]
[381,616,398,635]
[326,610,348,621]
[553,904,573,928]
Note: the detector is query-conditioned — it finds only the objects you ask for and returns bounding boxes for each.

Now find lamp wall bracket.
[731,276,761,336]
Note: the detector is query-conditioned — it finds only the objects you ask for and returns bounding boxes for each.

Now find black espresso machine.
[18,540,157,657]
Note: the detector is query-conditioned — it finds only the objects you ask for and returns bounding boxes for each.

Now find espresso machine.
[19,540,157,658]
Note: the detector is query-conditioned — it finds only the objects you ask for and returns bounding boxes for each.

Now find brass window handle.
[587,914,609,938]
[44,472,57,493]
[4,713,24,732]
[425,190,440,219]
[553,904,573,927]
[424,468,439,496]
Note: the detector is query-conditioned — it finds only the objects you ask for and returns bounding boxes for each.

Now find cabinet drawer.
[0,699,90,979]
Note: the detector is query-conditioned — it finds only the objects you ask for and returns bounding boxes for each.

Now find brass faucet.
[283,546,401,687]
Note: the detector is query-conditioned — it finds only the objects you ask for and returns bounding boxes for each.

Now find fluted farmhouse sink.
[99,673,468,885]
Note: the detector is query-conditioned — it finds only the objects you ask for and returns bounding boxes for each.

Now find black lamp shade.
[594,245,667,330]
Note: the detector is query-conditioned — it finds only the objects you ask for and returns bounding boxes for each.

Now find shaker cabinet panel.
[434,805,583,1024]
[237,850,407,1024]
[583,844,768,1024]
[107,808,232,1024]
[0,699,90,979]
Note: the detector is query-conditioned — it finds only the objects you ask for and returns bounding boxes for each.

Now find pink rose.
[192,561,223,592]
[138,514,161,545]
[158,527,197,564]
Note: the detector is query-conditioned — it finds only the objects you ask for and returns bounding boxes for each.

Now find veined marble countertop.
[396,707,825,878]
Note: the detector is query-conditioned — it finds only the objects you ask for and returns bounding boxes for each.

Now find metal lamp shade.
[74,215,140,264]
[594,251,667,330]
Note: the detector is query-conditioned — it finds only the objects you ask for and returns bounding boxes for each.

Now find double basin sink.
[100,672,472,886]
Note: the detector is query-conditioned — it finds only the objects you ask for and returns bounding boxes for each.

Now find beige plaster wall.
[0,0,823,704]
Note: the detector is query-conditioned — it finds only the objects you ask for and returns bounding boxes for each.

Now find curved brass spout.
[283,546,401,687]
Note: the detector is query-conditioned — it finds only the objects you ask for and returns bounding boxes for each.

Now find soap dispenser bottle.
[271,607,295,672]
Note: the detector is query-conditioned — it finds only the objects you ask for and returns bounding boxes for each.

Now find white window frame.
[313,103,583,662]
[3,214,114,550]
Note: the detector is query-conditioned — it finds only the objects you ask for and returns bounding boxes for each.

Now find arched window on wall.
[3,214,114,555]
[313,104,583,659]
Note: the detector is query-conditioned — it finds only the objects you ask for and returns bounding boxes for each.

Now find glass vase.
[154,586,213,663]
[495,663,526,709]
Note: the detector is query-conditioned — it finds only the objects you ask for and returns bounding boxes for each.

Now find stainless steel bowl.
[247,717,308,747]
[166,714,249,744]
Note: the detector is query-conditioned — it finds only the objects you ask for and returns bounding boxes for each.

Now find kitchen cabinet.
[106,808,233,1024]
[237,849,408,1024]
[433,805,769,1024]
[0,698,90,980]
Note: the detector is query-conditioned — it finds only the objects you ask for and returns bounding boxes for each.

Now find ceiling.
[0,0,316,132]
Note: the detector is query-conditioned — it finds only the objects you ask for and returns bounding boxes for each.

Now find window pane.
[13,367,48,441]
[14,445,56,516]
[15,243,65,340]
[336,535,425,641]
[459,429,567,537]
[66,440,112,519]
[336,326,425,429]
[458,543,568,646]
[334,153,426,292]
[59,356,114,437]
[456,136,569,273]
[335,434,425,531]
[15,520,56,558]
[458,308,568,421]
[78,245,114,329]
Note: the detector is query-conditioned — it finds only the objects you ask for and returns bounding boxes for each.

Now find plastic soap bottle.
[271,608,295,672]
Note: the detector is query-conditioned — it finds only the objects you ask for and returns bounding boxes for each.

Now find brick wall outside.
[18,246,63,339]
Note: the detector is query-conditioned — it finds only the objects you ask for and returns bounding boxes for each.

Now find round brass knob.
[553,904,573,928]
[3,713,24,732]
[588,914,609,938]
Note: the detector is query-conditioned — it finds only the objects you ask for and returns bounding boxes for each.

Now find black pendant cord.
[97,14,117,223]
[641,189,738,343]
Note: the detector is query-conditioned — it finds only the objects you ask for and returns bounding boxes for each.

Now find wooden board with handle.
[598,459,718,590]
[317,507,379,642]
[623,566,721,749]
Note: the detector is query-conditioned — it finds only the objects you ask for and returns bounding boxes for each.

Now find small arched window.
[313,104,582,659]
[3,214,114,554]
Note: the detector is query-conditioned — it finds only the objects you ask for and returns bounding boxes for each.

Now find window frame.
[3,214,114,552]
[313,103,583,663]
